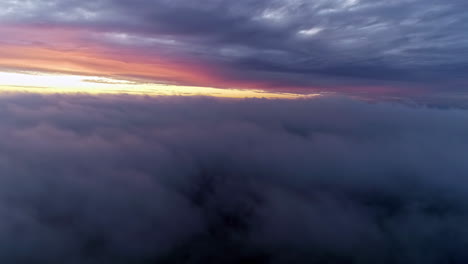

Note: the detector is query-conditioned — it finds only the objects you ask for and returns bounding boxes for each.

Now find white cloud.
[298,27,323,37]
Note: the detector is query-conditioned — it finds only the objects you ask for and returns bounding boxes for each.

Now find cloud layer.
[1,0,468,94]
[1,93,468,263]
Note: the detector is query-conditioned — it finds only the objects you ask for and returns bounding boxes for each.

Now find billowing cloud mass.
[1,93,468,263]
[1,0,468,95]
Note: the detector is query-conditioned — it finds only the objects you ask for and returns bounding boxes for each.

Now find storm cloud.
[1,93,468,263]
[1,0,468,93]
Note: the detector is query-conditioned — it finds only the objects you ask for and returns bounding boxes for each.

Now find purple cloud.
[1,93,468,263]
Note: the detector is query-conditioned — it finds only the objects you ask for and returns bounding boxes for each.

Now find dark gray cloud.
[2,0,468,93]
[1,93,468,263]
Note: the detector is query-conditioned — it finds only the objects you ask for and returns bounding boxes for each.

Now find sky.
[2,1,468,264]
[1,0,467,98]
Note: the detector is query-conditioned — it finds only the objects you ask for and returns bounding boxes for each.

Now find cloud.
[1,93,468,263]
[1,0,468,94]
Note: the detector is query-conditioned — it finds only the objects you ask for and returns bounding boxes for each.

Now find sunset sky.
[2,1,468,263]
[1,0,467,98]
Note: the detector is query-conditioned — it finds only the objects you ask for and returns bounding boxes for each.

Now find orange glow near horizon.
[0,24,322,98]
[0,25,286,91]
[0,43,219,86]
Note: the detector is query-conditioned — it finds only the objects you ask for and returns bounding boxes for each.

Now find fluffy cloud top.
[1,93,468,263]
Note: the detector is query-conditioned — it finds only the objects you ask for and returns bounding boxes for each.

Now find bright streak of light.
[0,71,319,99]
